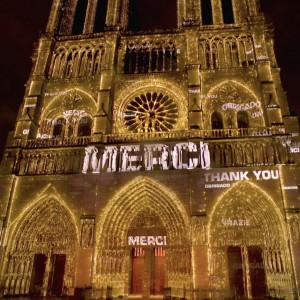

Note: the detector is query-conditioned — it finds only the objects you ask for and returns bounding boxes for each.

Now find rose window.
[123,92,178,132]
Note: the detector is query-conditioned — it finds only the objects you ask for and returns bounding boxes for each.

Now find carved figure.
[161,147,169,170]
[111,149,118,171]
[82,149,90,173]
[91,148,99,172]
[172,146,179,169]
[81,221,94,247]
[201,142,211,169]
[121,148,129,171]
[102,149,109,169]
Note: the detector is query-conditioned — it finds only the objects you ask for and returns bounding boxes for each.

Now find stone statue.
[121,148,129,171]
[91,148,99,173]
[172,146,179,169]
[82,148,91,173]
[111,149,118,172]
[81,221,94,247]
[201,142,211,169]
[161,147,169,170]
[189,143,199,168]
[102,149,109,170]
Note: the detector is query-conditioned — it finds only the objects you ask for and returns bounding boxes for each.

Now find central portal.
[131,247,166,295]
[128,209,167,296]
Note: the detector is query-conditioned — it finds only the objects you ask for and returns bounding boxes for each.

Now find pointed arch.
[208,180,287,245]
[96,176,189,249]
[38,89,97,138]
[204,80,265,128]
[93,177,191,294]
[4,187,79,296]
[207,181,293,296]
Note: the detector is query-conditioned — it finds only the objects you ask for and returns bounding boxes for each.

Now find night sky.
[0,0,299,159]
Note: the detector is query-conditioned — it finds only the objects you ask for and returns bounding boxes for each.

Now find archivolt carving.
[204,80,264,128]
[288,215,300,243]
[38,89,97,139]
[4,195,78,296]
[94,176,190,290]
[41,88,97,121]
[191,217,208,245]
[208,181,293,295]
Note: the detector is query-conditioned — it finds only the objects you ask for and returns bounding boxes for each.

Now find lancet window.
[211,111,224,129]
[94,0,108,33]
[52,117,66,138]
[77,116,93,137]
[124,41,178,74]
[49,45,104,79]
[72,0,88,35]
[221,0,235,24]
[199,35,255,69]
[237,111,249,128]
[38,114,93,139]
[201,0,213,25]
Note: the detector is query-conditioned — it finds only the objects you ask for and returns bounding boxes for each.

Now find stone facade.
[0,0,300,299]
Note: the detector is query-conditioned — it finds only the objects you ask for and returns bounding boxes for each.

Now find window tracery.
[211,111,224,129]
[38,91,94,139]
[237,111,249,128]
[199,35,255,69]
[4,198,78,296]
[124,41,178,74]
[123,92,178,133]
[49,44,104,79]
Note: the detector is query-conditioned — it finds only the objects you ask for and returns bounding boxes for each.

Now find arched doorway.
[3,196,78,296]
[93,177,190,298]
[208,181,294,299]
[128,209,167,295]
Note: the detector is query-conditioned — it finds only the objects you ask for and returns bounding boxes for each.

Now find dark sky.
[0,0,300,159]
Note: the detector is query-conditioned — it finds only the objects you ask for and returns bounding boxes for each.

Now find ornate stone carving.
[81,216,95,247]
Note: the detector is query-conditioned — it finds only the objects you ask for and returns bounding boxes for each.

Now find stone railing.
[102,127,277,143]
[9,136,91,149]
[6,126,285,149]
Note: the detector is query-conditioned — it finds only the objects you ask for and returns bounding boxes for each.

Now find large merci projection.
[82,142,210,173]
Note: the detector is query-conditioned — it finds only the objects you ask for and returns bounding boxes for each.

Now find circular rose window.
[123,92,178,133]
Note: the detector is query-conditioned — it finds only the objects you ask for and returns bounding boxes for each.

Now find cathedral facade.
[0,0,300,299]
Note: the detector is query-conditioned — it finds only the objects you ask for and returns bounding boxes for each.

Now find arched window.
[72,0,88,35]
[151,48,158,71]
[78,116,93,136]
[211,112,223,129]
[221,0,235,24]
[65,53,73,78]
[52,118,66,138]
[128,0,177,31]
[93,49,104,74]
[205,44,211,69]
[201,0,213,25]
[237,111,249,128]
[231,42,239,66]
[94,0,108,33]
[212,44,218,68]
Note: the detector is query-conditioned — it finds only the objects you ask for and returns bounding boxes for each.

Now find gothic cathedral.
[0,0,300,299]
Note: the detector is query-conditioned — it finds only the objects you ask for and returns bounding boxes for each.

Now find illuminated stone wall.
[0,0,300,299]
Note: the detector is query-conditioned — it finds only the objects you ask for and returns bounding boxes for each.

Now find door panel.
[29,254,47,296]
[227,246,245,298]
[48,254,66,296]
[248,246,267,298]
[131,248,144,294]
[151,247,166,295]
[131,247,166,295]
